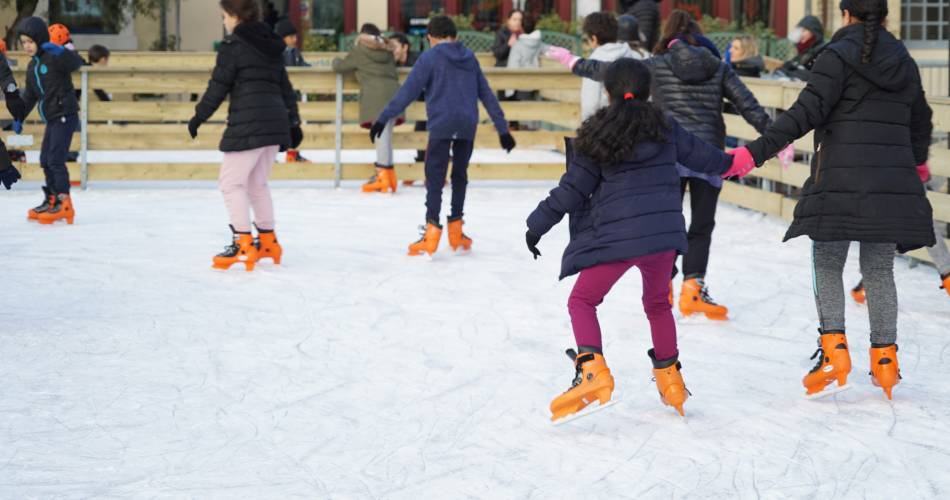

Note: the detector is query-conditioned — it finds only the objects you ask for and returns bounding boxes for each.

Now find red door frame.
[344,0,358,33]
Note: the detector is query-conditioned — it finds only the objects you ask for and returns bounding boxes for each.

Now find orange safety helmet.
[49,23,71,46]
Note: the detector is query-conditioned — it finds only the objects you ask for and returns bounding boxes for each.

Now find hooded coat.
[332,34,400,124]
[573,41,770,186]
[581,42,641,120]
[783,16,826,81]
[527,118,732,279]
[377,41,508,141]
[17,16,83,122]
[746,24,935,252]
[194,21,300,152]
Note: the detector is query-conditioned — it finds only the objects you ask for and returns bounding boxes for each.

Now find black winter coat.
[573,42,771,150]
[194,21,300,152]
[17,16,83,122]
[527,118,732,279]
[623,0,661,52]
[491,27,515,67]
[747,25,934,251]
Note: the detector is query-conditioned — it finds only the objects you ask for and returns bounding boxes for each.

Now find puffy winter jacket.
[194,21,300,152]
[17,17,83,123]
[746,24,934,252]
[573,42,771,185]
[527,118,732,279]
[622,0,661,51]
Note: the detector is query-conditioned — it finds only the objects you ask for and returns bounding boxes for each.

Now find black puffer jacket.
[491,27,515,67]
[17,16,83,122]
[747,25,934,251]
[194,21,300,152]
[574,42,771,150]
[622,0,661,51]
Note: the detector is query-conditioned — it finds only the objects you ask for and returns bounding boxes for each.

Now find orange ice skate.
[679,278,728,320]
[213,226,259,271]
[869,344,901,400]
[851,280,866,304]
[37,193,74,225]
[255,227,282,265]
[550,349,615,423]
[447,217,472,252]
[803,332,852,397]
[408,221,442,256]
[649,349,689,416]
[362,167,397,193]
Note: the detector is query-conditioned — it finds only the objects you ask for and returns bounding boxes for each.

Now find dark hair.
[840,0,887,64]
[654,9,702,54]
[427,15,457,39]
[360,23,381,36]
[508,9,524,19]
[88,44,110,63]
[574,58,669,166]
[219,0,260,22]
[582,12,618,45]
[388,32,410,47]
[522,14,537,34]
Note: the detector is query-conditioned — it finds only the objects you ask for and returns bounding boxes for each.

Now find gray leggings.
[812,241,897,345]
[375,119,395,167]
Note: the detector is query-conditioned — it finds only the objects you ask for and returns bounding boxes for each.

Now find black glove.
[500,132,516,153]
[526,230,541,259]
[0,164,21,190]
[369,121,386,144]
[290,126,303,149]
[188,116,202,139]
[4,91,26,122]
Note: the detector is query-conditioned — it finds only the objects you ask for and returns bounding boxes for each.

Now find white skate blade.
[805,383,853,400]
[551,399,620,426]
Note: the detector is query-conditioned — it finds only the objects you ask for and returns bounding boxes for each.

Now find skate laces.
[808,337,825,373]
[696,279,718,305]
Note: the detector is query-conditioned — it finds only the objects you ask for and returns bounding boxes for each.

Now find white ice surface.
[1,182,949,498]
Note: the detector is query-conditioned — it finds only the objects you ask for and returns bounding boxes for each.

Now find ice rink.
[2,181,949,498]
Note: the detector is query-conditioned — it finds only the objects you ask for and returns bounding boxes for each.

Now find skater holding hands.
[740,0,934,399]
[189,0,301,271]
[371,15,516,256]
[526,59,754,421]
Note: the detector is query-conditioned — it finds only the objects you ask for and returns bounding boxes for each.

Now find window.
[397,0,445,33]
[49,0,120,35]
[901,0,949,42]
[311,0,343,35]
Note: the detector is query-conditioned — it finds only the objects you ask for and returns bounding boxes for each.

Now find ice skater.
[0,40,25,191]
[525,59,754,421]
[17,16,83,224]
[738,0,934,399]
[188,0,301,271]
[370,15,516,256]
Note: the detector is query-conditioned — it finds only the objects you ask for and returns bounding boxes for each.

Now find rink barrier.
[5,65,949,263]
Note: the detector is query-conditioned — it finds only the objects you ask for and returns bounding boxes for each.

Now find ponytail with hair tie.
[623,92,635,100]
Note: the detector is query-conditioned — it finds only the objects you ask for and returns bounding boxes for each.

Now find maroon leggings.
[568,250,678,360]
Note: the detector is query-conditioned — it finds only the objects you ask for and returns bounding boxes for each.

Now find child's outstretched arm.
[475,64,515,151]
[372,56,431,140]
[670,118,732,177]
[746,50,846,166]
[526,154,600,239]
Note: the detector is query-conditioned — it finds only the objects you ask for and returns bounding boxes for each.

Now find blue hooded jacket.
[377,41,508,140]
[527,118,732,279]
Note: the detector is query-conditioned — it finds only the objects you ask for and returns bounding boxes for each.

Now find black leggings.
[677,177,721,278]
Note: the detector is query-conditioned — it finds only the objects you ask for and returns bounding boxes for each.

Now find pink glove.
[917,163,931,183]
[722,147,756,179]
[545,46,579,69]
[777,144,795,170]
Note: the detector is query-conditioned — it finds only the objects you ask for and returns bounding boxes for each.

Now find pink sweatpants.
[219,145,279,232]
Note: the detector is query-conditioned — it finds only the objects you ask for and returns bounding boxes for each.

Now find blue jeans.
[40,114,79,194]
[424,138,474,223]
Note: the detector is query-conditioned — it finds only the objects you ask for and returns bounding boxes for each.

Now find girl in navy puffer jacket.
[528,59,752,421]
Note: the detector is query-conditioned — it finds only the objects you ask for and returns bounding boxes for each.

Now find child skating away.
[188,0,302,271]
[17,16,83,224]
[525,59,753,420]
[739,0,934,399]
[371,15,516,256]
[333,23,402,193]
